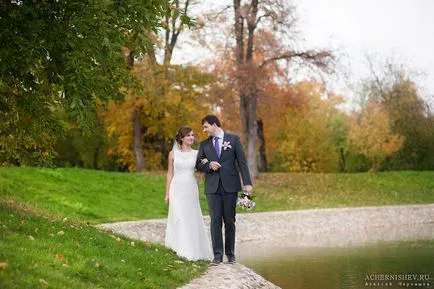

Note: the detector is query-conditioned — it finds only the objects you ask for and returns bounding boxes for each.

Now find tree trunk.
[127,50,146,172]
[247,94,258,178]
[93,146,99,169]
[133,106,145,172]
[338,147,346,172]
[233,0,260,179]
[257,119,267,172]
[240,94,249,142]
[127,50,135,69]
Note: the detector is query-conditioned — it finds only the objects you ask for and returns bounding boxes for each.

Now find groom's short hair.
[202,115,221,127]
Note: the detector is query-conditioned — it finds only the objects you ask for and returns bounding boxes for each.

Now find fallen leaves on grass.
[0,262,8,270]
[56,253,68,264]
[144,242,152,248]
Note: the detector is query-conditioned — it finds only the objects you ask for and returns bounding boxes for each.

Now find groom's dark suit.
[196,131,252,262]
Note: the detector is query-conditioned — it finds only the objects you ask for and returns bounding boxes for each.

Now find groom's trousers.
[206,181,238,262]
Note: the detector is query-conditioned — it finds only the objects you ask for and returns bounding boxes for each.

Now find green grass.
[0,199,208,289]
[0,167,433,224]
[0,167,432,288]
[0,167,209,224]
[252,171,434,212]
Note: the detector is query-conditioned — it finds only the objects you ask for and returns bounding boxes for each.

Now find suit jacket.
[196,132,252,194]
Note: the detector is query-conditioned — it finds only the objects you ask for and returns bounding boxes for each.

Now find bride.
[164,126,213,261]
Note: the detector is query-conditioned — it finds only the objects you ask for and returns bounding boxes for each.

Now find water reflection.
[237,223,434,289]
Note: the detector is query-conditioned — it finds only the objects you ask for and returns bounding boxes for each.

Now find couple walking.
[164,115,253,265]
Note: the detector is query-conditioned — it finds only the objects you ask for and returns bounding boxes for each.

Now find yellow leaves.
[265,81,341,172]
[39,279,49,286]
[348,102,405,170]
[144,242,152,249]
[57,230,65,236]
[29,235,35,241]
[0,262,8,270]
[99,62,213,171]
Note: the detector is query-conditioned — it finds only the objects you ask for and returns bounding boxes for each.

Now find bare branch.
[259,50,334,70]
[215,5,232,18]
[255,12,272,25]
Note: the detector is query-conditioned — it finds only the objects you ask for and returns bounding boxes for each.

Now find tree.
[0,0,166,166]
[264,81,343,172]
[102,62,214,172]
[347,102,405,172]
[100,0,208,172]
[120,0,197,171]
[361,57,434,170]
[196,1,334,177]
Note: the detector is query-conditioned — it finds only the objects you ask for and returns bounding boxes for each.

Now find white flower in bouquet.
[237,190,255,210]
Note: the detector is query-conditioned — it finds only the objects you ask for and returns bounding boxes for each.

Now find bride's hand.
[209,161,222,171]
[165,195,169,205]
[200,158,209,164]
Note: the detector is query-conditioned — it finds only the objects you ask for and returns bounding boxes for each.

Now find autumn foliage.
[101,62,214,171]
[348,103,405,172]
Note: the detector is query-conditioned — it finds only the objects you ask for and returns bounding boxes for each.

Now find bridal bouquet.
[237,191,256,210]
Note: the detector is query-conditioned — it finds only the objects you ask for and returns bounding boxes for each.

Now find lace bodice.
[173,149,198,178]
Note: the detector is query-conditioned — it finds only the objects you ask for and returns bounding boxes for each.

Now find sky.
[293,0,434,106]
[172,0,434,109]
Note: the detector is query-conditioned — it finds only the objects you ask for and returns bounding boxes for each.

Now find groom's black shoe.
[210,259,222,266]
[227,256,236,264]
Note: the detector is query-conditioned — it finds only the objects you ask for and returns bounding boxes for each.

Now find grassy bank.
[0,167,191,224]
[253,171,434,211]
[0,167,432,288]
[1,167,433,224]
[0,199,208,289]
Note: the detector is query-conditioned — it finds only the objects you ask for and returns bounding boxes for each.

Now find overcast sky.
[294,0,434,103]
[173,0,434,108]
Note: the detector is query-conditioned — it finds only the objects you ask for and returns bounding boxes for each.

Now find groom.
[196,115,252,265]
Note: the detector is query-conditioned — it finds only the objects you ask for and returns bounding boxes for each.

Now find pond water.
[239,240,433,289]
[237,223,434,289]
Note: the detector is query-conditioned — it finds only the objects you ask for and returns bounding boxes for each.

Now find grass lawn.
[252,171,434,211]
[0,198,208,289]
[0,167,433,224]
[0,167,186,224]
[0,167,433,288]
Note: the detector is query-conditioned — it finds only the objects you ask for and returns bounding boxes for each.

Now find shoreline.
[97,204,434,289]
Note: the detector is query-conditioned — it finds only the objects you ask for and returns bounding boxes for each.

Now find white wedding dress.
[165,149,213,261]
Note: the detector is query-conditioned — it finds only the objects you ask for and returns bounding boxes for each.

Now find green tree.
[363,58,434,170]
[0,0,166,166]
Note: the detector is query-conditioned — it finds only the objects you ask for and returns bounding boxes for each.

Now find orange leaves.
[55,253,67,264]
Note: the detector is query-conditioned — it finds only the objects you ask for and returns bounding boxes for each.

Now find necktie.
[214,136,220,158]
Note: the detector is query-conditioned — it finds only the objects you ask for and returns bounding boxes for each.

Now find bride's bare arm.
[165,150,174,205]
